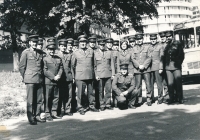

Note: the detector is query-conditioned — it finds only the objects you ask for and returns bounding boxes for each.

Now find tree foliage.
[47,0,165,36]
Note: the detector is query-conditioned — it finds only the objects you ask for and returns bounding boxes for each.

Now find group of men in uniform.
[19,30,184,125]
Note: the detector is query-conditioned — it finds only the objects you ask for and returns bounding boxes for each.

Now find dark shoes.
[79,109,85,115]
[90,107,99,112]
[128,105,136,109]
[147,102,152,106]
[157,100,163,105]
[46,116,53,122]
[100,107,105,111]
[35,116,46,123]
[65,112,73,116]
[29,120,37,125]
[106,106,114,110]
[135,102,143,107]
[179,100,184,104]
[52,115,62,119]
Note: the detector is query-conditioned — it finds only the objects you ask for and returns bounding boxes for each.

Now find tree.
[0,0,27,71]
[48,0,167,37]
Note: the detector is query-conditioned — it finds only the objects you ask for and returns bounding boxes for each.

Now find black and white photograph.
[0,0,200,139]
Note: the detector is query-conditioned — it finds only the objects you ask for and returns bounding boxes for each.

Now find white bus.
[174,18,200,84]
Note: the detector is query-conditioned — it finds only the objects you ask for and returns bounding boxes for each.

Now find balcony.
[157,9,192,16]
[159,1,192,8]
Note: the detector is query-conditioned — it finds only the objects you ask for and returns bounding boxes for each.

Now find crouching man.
[112,64,137,109]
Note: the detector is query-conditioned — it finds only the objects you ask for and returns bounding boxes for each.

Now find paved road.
[1,84,200,140]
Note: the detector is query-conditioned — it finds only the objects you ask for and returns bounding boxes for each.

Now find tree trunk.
[10,30,19,72]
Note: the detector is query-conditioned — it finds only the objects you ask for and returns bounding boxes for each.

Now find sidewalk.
[0,84,200,140]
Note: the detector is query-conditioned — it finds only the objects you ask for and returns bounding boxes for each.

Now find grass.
[0,71,26,121]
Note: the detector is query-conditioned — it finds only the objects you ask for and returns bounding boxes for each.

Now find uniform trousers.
[151,70,163,102]
[71,82,77,112]
[166,69,183,102]
[98,78,112,108]
[45,85,59,116]
[115,90,137,109]
[58,81,72,114]
[26,83,43,122]
[76,80,95,110]
[135,73,152,103]
[162,71,169,101]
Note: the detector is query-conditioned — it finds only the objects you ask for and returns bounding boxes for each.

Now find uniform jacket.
[19,48,44,84]
[117,50,134,75]
[94,49,115,78]
[112,50,118,74]
[57,51,74,82]
[131,44,152,74]
[43,54,63,85]
[72,48,94,80]
[149,42,164,71]
[163,40,184,70]
[112,73,135,96]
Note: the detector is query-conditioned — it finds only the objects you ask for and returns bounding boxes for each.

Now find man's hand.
[96,76,100,81]
[159,69,163,74]
[111,75,115,80]
[139,65,144,70]
[54,75,60,81]
[122,91,128,96]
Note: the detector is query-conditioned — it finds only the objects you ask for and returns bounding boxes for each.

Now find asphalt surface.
[0,84,200,140]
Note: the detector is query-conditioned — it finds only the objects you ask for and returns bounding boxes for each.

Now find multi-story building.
[112,0,193,42]
[192,6,200,19]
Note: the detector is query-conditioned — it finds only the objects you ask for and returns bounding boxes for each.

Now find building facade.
[112,0,193,42]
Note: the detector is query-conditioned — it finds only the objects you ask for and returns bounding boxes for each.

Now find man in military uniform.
[87,35,99,108]
[112,40,119,74]
[111,40,119,107]
[159,31,169,103]
[128,35,135,50]
[105,38,113,51]
[94,39,115,111]
[71,39,78,112]
[163,31,184,104]
[72,35,99,115]
[88,35,97,50]
[131,33,152,106]
[112,64,137,109]
[37,38,44,50]
[57,38,74,117]
[149,33,164,104]
[72,40,79,52]
[19,35,45,125]
[43,42,63,121]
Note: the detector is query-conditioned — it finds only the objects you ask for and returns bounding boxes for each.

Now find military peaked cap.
[165,30,173,37]
[73,40,78,46]
[38,38,43,45]
[113,40,119,46]
[135,33,144,40]
[106,38,114,43]
[149,33,157,40]
[97,39,105,45]
[120,64,129,69]
[46,43,56,49]
[159,31,166,37]
[128,35,135,42]
[78,35,87,42]
[29,35,39,41]
[58,38,67,45]
[66,38,74,44]
[88,35,96,43]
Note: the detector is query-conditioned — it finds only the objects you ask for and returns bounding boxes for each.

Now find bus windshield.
[174,19,200,49]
